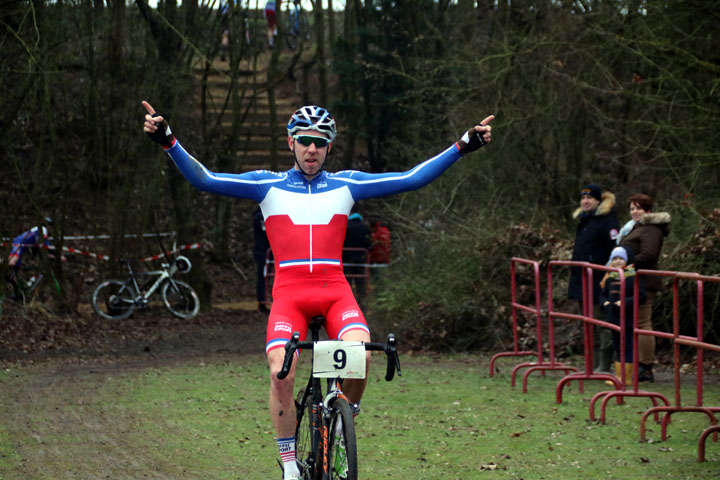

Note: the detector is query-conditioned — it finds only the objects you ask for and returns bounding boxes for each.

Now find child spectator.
[599,246,646,385]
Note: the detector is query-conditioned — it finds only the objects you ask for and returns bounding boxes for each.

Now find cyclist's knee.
[268,349,296,386]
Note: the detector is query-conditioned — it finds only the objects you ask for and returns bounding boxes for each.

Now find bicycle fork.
[321,380,346,479]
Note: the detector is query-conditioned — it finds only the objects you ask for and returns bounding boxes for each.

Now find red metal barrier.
[550,260,627,402]
[628,271,720,460]
[492,258,577,391]
[587,266,670,423]
[490,258,542,377]
[699,425,720,462]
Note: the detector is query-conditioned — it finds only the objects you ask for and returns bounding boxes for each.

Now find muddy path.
[0,305,268,479]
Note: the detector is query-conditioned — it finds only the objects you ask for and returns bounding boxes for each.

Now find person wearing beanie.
[568,182,620,373]
[599,245,646,386]
[619,193,671,382]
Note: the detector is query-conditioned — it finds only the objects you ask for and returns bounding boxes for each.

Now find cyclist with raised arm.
[142,100,493,480]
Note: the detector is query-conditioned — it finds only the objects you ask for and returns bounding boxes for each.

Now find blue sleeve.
[164,141,268,202]
[333,144,463,200]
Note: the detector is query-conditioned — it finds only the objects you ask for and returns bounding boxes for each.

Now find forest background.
[1,0,720,351]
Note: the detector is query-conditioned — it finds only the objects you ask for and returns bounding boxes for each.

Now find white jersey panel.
[260,185,355,225]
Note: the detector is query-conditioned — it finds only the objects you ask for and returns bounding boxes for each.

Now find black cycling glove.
[146,113,176,148]
[455,128,487,155]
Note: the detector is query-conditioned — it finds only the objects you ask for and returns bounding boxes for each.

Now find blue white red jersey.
[164,140,464,283]
[9,226,49,266]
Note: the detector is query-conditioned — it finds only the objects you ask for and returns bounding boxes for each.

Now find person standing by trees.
[342,212,371,304]
[568,183,620,373]
[618,193,670,382]
[142,100,493,480]
[252,206,271,313]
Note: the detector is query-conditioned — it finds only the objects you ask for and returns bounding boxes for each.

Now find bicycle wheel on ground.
[92,280,135,320]
[294,389,319,480]
[161,280,200,319]
[327,397,358,480]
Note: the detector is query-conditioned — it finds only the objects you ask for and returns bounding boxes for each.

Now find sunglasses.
[293,135,330,148]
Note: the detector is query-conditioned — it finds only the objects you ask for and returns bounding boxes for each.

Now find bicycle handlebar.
[276,333,402,381]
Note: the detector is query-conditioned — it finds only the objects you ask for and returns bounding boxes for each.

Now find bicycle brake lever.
[277,332,301,380]
[384,334,401,381]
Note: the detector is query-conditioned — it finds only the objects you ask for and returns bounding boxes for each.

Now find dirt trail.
[0,307,267,479]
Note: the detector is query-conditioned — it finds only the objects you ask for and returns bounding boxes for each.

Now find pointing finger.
[142,100,156,116]
[480,115,495,126]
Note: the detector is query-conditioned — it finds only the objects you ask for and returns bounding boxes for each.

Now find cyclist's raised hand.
[456,114,494,154]
[142,100,176,148]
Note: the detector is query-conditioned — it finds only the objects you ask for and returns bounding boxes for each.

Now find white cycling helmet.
[287,106,337,142]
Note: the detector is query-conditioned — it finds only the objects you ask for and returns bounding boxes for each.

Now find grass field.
[1,353,718,479]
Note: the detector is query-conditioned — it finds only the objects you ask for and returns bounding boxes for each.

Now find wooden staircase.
[198,53,298,171]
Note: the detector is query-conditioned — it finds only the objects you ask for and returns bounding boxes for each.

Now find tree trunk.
[313,0,327,106]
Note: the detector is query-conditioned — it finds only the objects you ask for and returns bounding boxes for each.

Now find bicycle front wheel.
[92,280,135,320]
[161,280,200,319]
[294,389,319,480]
[327,397,358,480]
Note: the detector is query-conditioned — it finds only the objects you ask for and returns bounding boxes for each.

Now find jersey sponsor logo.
[285,181,306,189]
[341,309,360,322]
[317,181,328,189]
[610,228,619,240]
[274,322,292,333]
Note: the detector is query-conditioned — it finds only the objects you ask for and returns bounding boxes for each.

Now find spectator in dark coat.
[343,212,371,302]
[568,183,620,372]
[253,207,272,313]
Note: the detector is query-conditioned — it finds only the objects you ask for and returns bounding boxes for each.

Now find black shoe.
[638,364,654,382]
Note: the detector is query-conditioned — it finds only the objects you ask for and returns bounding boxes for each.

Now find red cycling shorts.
[265,266,370,353]
[265,9,276,29]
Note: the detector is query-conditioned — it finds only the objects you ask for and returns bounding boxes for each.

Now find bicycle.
[283,0,310,50]
[5,265,44,304]
[91,254,199,320]
[277,316,401,480]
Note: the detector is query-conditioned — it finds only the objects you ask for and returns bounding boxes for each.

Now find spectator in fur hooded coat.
[568,183,620,373]
[618,193,671,382]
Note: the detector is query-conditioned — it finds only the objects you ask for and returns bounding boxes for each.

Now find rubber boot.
[605,362,620,386]
[606,362,632,387]
[594,346,614,373]
[624,362,634,387]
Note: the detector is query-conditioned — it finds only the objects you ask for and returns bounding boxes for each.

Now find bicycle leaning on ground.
[91,253,199,320]
[277,316,401,480]
[283,0,310,50]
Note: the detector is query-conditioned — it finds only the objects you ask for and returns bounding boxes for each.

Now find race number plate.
[312,341,366,379]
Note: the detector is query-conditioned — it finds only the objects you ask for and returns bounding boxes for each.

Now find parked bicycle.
[277,316,401,480]
[283,0,310,50]
[91,254,199,320]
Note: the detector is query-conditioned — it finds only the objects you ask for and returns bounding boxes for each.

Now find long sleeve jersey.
[165,140,465,281]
